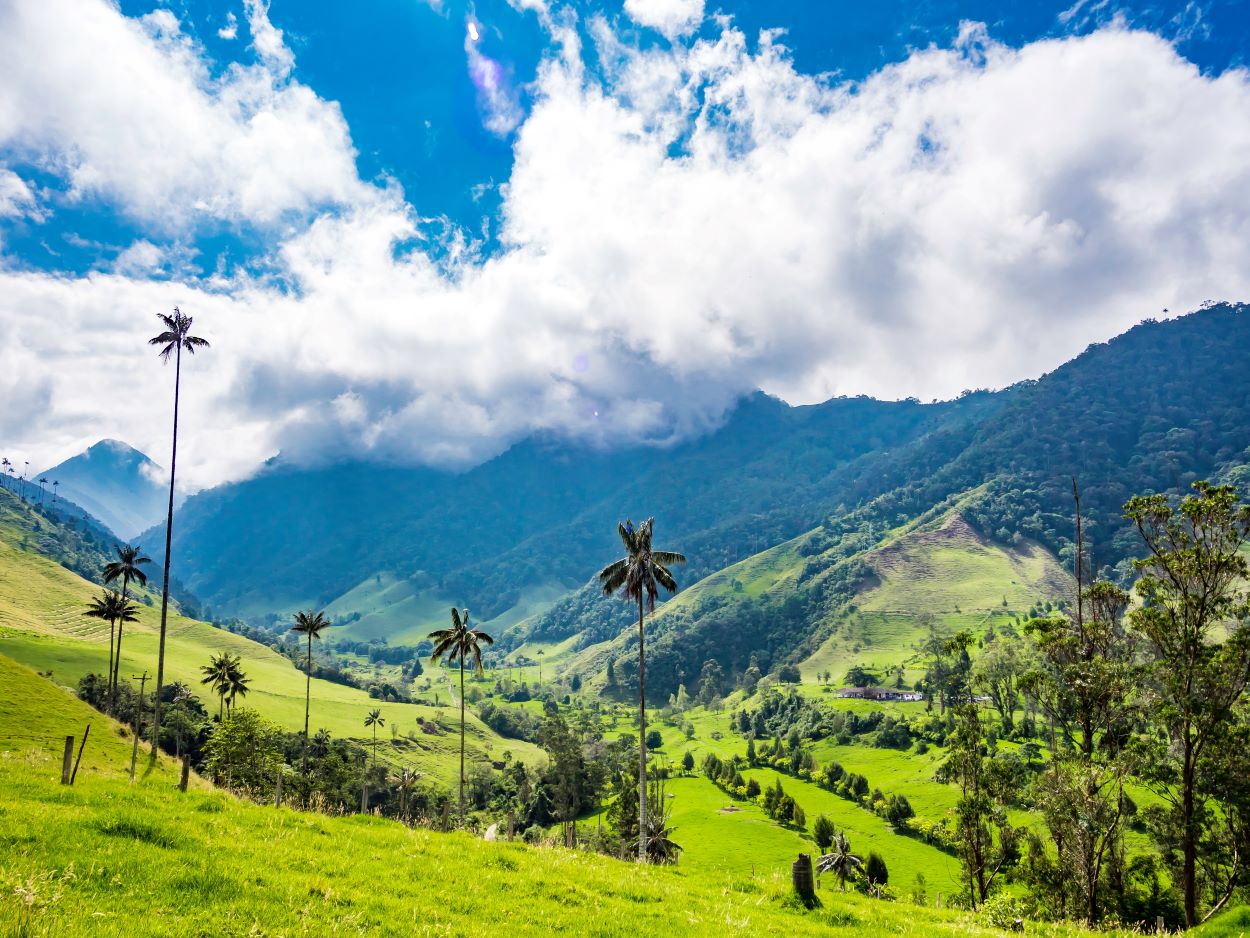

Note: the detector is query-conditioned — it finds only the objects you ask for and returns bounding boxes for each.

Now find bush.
[645,729,663,750]
[865,852,888,888]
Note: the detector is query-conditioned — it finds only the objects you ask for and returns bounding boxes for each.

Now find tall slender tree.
[103,545,151,709]
[36,476,47,505]
[1125,482,1250,928]
[429,607,494,819]
[365,708,385,768]
[291,610,332,776]
[200,652,241,720]
[51,480,59,504]
[83,590,138,707]
[225,665,250,714]
[148,307,210,755]
[598,517,685,863]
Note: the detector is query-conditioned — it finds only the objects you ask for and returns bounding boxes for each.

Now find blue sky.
[5,0,1246,278]
[1,0,1249,485]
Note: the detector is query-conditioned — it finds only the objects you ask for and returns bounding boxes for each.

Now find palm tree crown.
[148,307,211,360]
[598,517,685,863]
[200,652,243,719]
[817,831,863,890]
[103,544,152,590]
[430,607,494,820]
[102,544,151,707]
[84,590,138,709]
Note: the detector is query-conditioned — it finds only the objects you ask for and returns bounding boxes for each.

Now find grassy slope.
[588,700,965,893]
[0,521,543,780]
[799,512,1071,684]
[0,652,1118,938]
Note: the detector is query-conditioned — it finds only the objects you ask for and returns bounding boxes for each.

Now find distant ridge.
[40,439,171,540]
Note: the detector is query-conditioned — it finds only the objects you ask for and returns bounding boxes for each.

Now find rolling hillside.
[0,485,543,780]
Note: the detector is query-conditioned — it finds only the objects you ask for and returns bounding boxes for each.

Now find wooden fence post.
[70,724,90,785]
[275,771,284,808]
[791,853,815,904]
[60,736,74,785]
[179,753,190,792]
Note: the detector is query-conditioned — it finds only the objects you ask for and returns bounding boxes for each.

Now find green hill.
[0,486,543,782]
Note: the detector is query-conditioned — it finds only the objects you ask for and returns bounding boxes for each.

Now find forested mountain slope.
[527,303,1250,696]
[150,390,998,622]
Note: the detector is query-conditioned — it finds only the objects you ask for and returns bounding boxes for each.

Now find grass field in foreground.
[0,656,1116,938]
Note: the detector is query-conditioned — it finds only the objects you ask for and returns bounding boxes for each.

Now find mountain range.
[77,301,1249,698]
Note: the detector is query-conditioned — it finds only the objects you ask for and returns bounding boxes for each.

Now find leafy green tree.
[291,609,331,776]
[865,851,889,888]
[82,590,138,713]
[813,814,836,852]
[946,703,1016,907]
[681,750,694,774]
[598,517,685,863]
[429,607,494,818]
[1124,482,1250,928]
[972,637,1023,734]
[102,544,150,709]
[148,307,209,755]
[203,708,281,797]
[645,729,663,751]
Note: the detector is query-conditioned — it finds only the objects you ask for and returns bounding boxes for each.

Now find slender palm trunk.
[110,571,132,714]
[106,618,117,708]
[302,633,312,777]
[218,693,223,721]
[637,592,647,863]
[459,657,466,819]
[152,343,181,756]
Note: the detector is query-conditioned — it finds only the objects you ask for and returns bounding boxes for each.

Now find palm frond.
[652,551,686,566]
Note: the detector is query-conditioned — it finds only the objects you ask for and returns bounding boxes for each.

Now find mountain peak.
[39,440,170,540]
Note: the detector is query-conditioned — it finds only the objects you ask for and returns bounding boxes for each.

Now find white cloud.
[0,168,38,219]
[218,12,238,41]
[2,10,1250,489]
[113,240,166,276]
[623,0,705,39]
[0,0,362,229]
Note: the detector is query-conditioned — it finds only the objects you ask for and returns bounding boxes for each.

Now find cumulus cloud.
[0,0,363,229]
[623,0,705,39]
[2,4,1250,489]
[0,169,39,219]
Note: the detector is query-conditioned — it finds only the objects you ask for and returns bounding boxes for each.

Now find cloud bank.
[1,1,1249,489]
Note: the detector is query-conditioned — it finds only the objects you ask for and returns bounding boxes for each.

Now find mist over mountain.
[39,439,171,540]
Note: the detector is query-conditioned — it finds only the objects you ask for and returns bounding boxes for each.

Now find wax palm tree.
[310,728,332,759]
[429,607,494,818]
[148,306,210,754]
[291,609,331,776]
[392,767,419,822]
[36,476,47,505]
[598,517,685,862]
[51,480,59,504]
[83,590,138,712]
[364,709,385,768]
[817,831,862,891]
[102,544,151,708]
[225,666,250,714]
[200,652,240,719]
